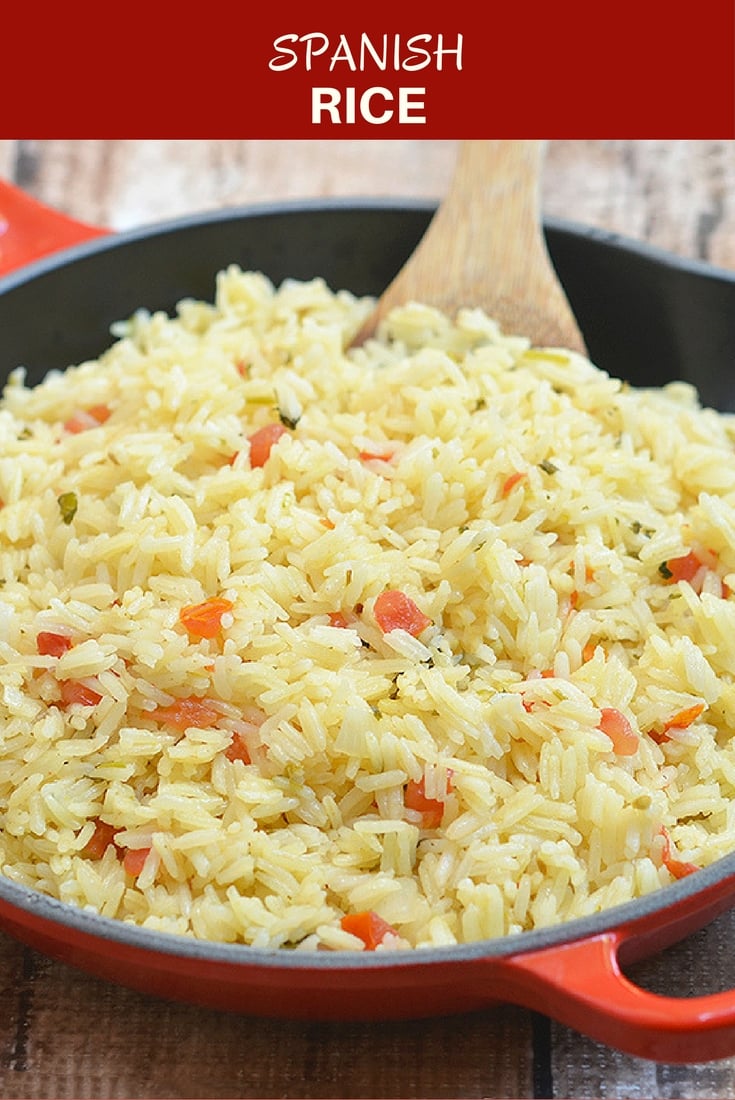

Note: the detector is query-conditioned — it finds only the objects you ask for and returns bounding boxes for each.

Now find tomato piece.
[650,702,706,745]
[340,910,397,950]
[647,727,671,745]
[152,696,220,731]
[500,471,526,497]
[179,596,234,639]
[122,847,151,877]
[374,590,432,637]
[662,703,705,733]
[404,772,453,829]
[64,404,111,433]
[328,611,352,628]
[598,707,639,755]
[224,731,251,763]
[81,819,119,859]
[37,631,73,657]
[665,856,700,880]
[658,826,699,879]
[359,448,395,463]
[88,404,111,424]
[659,550,703,585]
[59,679,103,707]
[659,549,729,597]
[248,422,288,468]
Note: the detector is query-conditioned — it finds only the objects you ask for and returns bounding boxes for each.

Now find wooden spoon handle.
[354,141,586,354]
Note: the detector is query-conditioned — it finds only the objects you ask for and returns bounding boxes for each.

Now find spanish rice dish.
[1,266,735,952]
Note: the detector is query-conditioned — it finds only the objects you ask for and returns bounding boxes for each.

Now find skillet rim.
[1,194,735,971]
[0,841,734,970]
[2,194,735,294]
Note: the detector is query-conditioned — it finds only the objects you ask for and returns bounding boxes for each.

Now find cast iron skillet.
[2,180,735,1064]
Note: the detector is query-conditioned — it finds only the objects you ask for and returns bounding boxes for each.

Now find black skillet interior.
[1,199,735,411]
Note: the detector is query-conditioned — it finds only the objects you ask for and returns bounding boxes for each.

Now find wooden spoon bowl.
[353,140,586,354]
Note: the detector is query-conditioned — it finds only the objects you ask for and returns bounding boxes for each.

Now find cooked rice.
[1,265,735,952]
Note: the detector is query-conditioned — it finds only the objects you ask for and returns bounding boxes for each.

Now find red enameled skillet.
[3,179,735,1064]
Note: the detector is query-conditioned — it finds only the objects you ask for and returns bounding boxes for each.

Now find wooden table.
[1,139,735,1099]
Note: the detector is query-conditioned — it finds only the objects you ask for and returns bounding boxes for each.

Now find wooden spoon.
[352,140,586,355]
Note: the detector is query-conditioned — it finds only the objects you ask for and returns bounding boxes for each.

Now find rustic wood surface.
[1,139,735,1099]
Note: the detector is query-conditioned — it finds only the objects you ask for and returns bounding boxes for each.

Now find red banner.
[3,1,734,137]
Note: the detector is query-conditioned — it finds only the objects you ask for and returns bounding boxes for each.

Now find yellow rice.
[1,265,735,952]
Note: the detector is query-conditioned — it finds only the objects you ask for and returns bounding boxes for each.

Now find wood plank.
[6,140,457,230]
[6,139,735,273]
[0,139,19,182]
[544,140,735,269]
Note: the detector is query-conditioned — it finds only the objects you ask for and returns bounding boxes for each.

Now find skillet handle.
[0,178,108,277]
[498,930,735,1063]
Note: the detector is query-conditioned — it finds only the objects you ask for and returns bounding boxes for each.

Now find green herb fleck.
[278,408,301,430]
[539,459,558,475]
[658,561,673,580]
[58,492,78,525]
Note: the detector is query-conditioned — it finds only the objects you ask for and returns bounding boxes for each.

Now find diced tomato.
[647,728,671,745]
[64,404,111,434]
[500,471,526,497]
[88,404,111,424]
[64,412,92,434]
[59,680,103,707]
[665,856,700,880]
[37,631,73,657]
[657,826,699,879]
[359,448,395,463]
[374,590,432,637]
[179,596,234,639]
[224,731,251,764]
[152,696,220,731]
[659,550,703,586]
[340,910,398,950]
[662,703,705,733]
[248,422,288,468]
[598,707,639,755]
[582,642,597,663]
[328,611,351,628]
[404,771,454,829]
[122,847,151,877]
[81,819,119,859]
[650,703,706,745]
